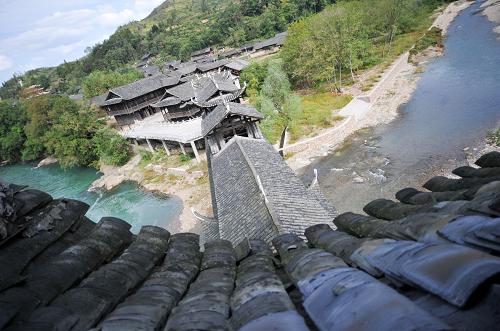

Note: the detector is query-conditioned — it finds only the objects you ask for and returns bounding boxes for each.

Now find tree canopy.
[82,69,144,99]
[257,59,301,143]
[0,95,130,169]
[281,0,453,88]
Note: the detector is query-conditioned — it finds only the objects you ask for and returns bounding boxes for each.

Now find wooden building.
[191,47,213,61]
[98,75,180,128]
[121,71,247,163]
[151,71,245,123]
[199,100,336,244]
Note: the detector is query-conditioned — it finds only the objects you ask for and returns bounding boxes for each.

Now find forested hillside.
[0,0,334,100]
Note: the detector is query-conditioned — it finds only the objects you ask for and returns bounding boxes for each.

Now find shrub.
[486,128,500,147]
[92,128,131,167]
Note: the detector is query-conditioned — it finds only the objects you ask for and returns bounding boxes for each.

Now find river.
[303,1,500,213]
[0,163,183,233]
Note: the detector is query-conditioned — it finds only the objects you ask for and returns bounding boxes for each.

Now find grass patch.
[288,92,351,142]
[139,149,195,169]
[410,27,444,57]
[284,151,296,160]
[166,174,182,184]
[188,160,208,173]
[143,169,169,184]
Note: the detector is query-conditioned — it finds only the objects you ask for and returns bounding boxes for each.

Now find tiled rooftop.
[0,151,499,330]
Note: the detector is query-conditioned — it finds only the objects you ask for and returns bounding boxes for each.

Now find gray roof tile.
[201,103,263,137]
[105,75,180,103]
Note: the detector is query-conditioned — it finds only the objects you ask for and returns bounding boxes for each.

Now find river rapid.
[302,1,500,213]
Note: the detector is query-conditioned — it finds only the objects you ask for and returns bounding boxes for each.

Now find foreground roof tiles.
[0,151,499,330]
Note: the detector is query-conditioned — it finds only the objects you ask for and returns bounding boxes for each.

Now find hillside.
[0,0,332,100]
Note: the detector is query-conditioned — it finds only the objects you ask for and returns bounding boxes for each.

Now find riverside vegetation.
[0,96,130,168]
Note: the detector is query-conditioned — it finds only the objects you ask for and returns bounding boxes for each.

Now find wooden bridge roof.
[208,136,336,244]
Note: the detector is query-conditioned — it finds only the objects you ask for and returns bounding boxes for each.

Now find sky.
[0,0,165,83]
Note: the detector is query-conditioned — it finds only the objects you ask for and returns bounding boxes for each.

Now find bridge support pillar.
[179,142,186,155]
[146,138,154,153]
[191,141,201,163]
[162,140,171,156]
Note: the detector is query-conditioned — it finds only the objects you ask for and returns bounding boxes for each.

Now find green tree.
[82,69,143,99]
[0,101,27,163]
[282,1,372,89]
[258,59,301,143]
[43,102,101,169]
[14,95,131,169]
[22,95,52,161]
[92,128,131,166]
[240,61,269,97]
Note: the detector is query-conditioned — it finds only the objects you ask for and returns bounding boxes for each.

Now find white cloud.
[2,26,89,52]
[0,55,13,71]
[99,9,136,26]
[0,0,168,82]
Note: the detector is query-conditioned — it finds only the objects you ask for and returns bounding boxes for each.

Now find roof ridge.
[234,137,284,234]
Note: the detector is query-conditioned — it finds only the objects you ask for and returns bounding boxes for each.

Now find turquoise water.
[0,163,183,233]
[304,1,500,213]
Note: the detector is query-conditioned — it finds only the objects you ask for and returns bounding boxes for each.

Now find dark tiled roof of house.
[0,151,499,330]
[191,47,212,57]
[197,59,230,73]
[201,103,263,137]
[90,93,107,107]
[141,65,161,77]
[219,49,241,58]
[224,59,250,72]
[176,63,199,76]
[165,81,196,102]
[104,75,180,105]
[150,96,182,108]
[254,31,288,51]
[193,54,218,63]
[156,72,241,107]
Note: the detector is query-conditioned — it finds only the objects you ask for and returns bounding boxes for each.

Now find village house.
[251,31,288,57]
[190,47,213,62]
[197,100,336,243]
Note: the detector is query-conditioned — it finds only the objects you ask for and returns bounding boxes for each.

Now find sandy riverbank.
[90,153,211,233]
[481,0,500,35]
[285,0,473,172]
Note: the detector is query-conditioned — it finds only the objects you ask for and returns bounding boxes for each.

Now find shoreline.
[481,0,500,35]
[90,153,211,234]
[285,0,473,173]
